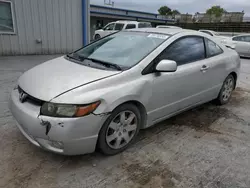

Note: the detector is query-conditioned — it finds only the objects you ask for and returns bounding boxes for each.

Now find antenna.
[104,0,114,7]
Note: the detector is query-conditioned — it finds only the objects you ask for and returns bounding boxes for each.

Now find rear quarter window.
[205,38,223,57]
[138,23,152,28]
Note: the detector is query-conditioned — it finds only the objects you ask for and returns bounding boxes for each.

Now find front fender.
[94,30,103,35]
[97,94,143,114]
[94,79,153,114]
[51,74,153,115]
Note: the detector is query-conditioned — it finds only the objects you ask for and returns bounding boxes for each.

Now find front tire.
[98,104,141,155]
[94,34,101,40]
[216,74,235,105]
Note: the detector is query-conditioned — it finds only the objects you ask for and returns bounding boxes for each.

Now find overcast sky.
[90,0,250,16]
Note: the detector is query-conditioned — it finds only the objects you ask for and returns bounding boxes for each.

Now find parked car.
[199,29,229,43]
[156,25,182,29]
[222,34,250,57]
[9,28,240,156]
[199,29,219,37]
[94,20,152,40]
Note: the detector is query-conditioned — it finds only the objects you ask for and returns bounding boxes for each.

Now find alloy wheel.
[105,111,138,149]
[221,77,234,102]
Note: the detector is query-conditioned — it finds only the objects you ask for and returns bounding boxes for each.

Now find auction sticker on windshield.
[147,34,169,39]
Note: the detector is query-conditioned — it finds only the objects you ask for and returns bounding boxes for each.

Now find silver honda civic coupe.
[9,28,240,155]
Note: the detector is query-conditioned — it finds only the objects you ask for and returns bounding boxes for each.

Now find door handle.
[200,65,209,72]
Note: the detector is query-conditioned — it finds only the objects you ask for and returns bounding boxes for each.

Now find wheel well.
[119,101,147,129]
[229,72,237,89]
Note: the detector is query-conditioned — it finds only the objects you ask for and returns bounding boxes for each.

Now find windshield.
[73,31,169,69]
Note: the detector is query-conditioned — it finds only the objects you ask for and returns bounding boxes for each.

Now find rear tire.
[216,74,235,105]
[98,104,141,155]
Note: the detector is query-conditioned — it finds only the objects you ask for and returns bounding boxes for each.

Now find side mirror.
[155,60,177,72]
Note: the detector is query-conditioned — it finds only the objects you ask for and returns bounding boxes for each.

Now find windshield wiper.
[80,56,122,71]
[66,54,82,61]
[67,53,122,71]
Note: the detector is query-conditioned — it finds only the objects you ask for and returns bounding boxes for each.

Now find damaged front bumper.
[9,89,108,155]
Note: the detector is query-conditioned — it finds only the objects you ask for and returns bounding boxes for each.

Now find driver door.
[148,36,209,123]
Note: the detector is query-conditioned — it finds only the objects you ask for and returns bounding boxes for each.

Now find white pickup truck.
[94,20,152,40]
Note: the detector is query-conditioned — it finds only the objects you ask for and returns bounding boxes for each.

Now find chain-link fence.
[172,13,245,24]
[174,22,250,33]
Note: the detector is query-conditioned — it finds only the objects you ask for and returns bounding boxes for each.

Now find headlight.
[40,101,100,117]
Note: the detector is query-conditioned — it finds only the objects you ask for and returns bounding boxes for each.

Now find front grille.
[18,86,44,106]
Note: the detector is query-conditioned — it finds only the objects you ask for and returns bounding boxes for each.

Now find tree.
[206,6,226,18]
[158,6,171,15]
[169,10,180,19]
[171,10,180,16]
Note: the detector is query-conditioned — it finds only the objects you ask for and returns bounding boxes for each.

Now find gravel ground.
[0,55,250,188]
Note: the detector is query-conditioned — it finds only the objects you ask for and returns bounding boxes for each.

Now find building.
[0,0,90,56]
[194,13,220,23]
[243,17,250,22]
[0,0,174,56]
[175,14,193,23]
[194,12,244,23]
[221,12,244,22]
[194,13,209,23]
[89,5,174,40]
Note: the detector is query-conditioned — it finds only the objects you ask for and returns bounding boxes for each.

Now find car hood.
[95,29,103,32]
[18,56,120,101]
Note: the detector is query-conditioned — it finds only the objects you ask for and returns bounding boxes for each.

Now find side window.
[125,24,136,29]
[245,36,250,42]
[233,36,250,42]
[103,23,115,31]
[0,1,15,34]
[240,36,250,42]
[159,37,205,66]
[103,24,109,30]
[233,36,243,41]
[114,23,124,31]
[205,38,223,57]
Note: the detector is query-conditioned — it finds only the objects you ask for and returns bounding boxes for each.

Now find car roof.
[115,20,145,24]
[199,29,215,33]
[115,20,137,24]
[115,20,150,24]
[157,25,182,29]
[128,28,196,36]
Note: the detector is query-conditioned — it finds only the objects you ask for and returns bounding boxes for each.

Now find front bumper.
[9,89,108,155]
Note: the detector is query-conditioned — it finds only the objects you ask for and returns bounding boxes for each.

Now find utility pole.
[104,0,114,7]
[82,0,90,45]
